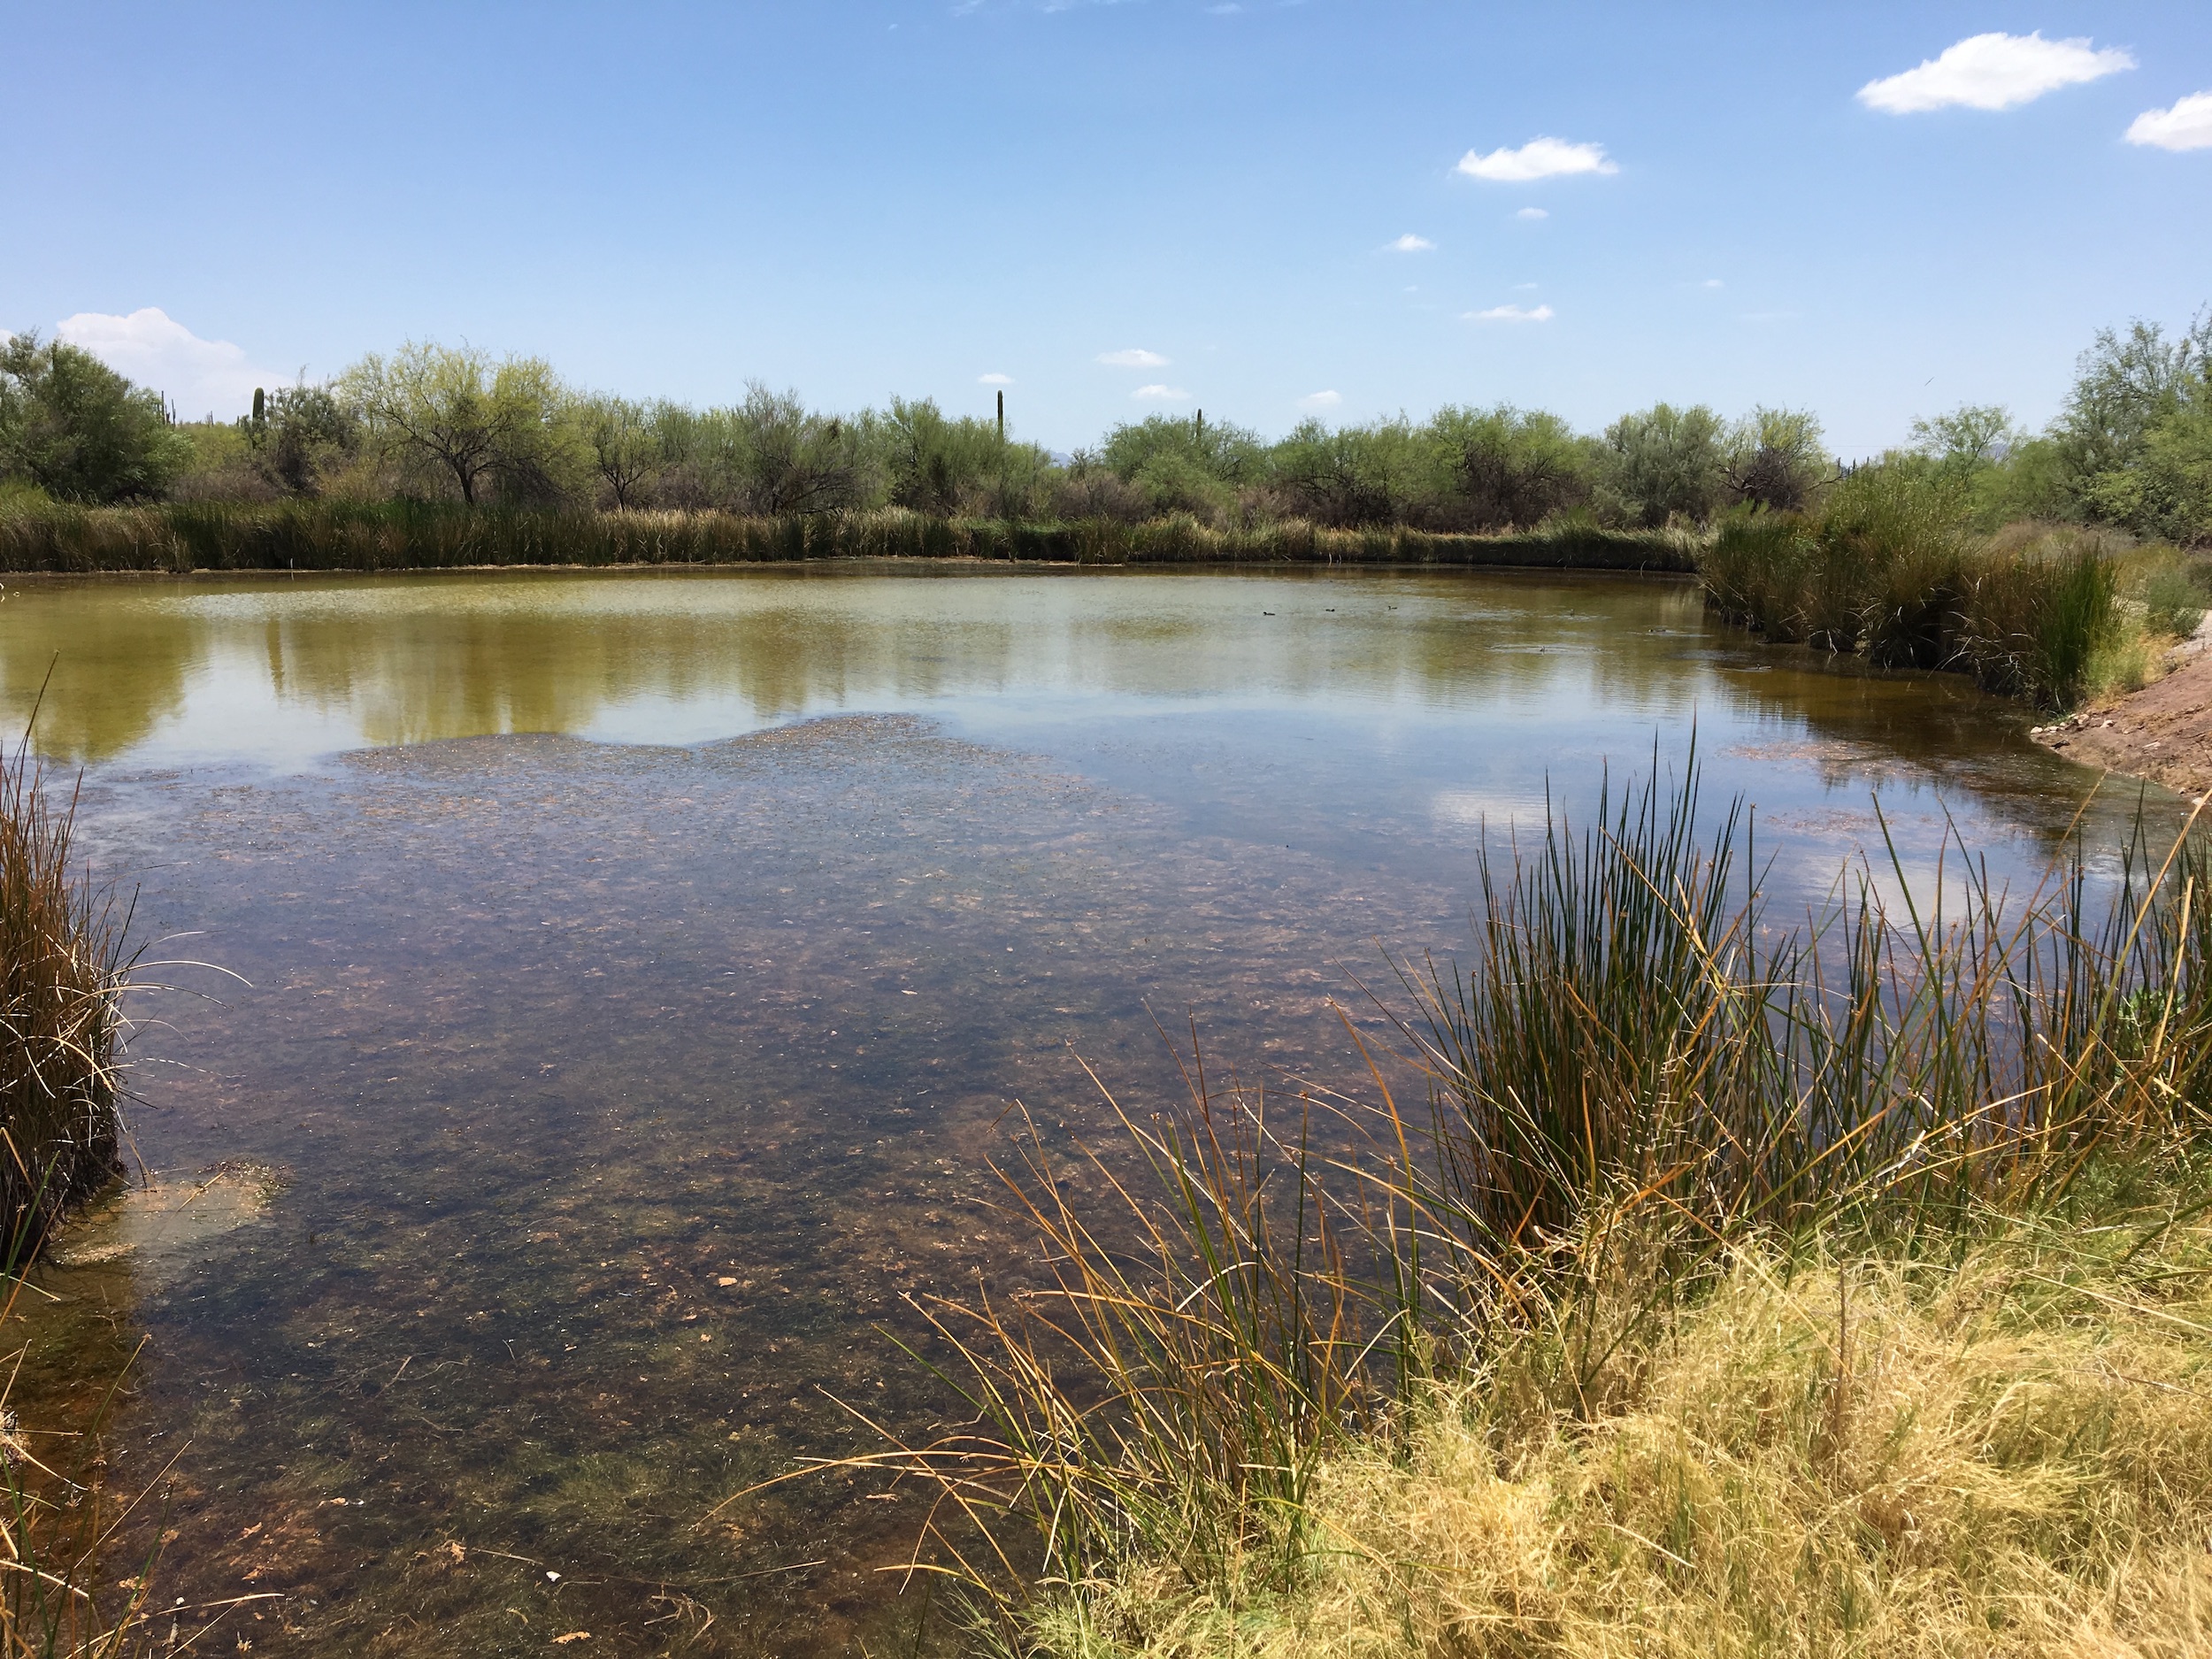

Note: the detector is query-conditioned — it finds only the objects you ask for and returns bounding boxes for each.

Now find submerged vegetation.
[758,761,2212,1655]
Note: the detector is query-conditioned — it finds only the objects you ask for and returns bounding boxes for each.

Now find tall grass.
[0,497,1699,575]
[1701,505,2130,710]
[737,759,2212,1651]
[0,728,131,1255]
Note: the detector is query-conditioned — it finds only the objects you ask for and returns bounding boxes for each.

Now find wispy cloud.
[56,307,275,419]
[1515,207,1549,220]
[2127,91,2212,150]
[1296,390,1342,411]
[1456,137,1616,182]
[1701,278,1724,289]
[978,372,1013,385]
[1132,384,1191,402]
[1464,303,1555,323]
[1857,32,2133,114]
[1386,234,1434,252]
[1098,347,1169,367]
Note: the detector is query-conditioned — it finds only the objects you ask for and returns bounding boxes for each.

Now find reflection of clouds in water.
[1430,787,1544,831]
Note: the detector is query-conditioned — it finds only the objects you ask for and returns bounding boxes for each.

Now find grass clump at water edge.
[738,757,2212,1656]
[0,718,134,1252]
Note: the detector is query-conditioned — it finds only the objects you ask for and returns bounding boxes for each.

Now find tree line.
[2,313,2207,544]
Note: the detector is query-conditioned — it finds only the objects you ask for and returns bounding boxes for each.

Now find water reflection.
[4,567,1730,765]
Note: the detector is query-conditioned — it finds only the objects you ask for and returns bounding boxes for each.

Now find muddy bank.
[2034,633,2212,804]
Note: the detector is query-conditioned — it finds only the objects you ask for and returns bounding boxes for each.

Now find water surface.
[0,566,2153,1655]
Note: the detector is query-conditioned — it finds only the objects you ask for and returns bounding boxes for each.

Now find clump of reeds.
[736,757,2212,1654]
[0,724,131,1254]
[1704,502,2132,710]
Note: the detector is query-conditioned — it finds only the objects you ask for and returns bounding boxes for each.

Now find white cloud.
[1132,384,1191,402]
[1857,32,2133,115]
[1097,347,1169,367]
[1386,233,1435,252]
[1515,206,1549,220]
[1702,278,1724,288]
[1455,137,1617,183]
[56,307,276,419]
[1465,303,1555,323]
[978,372,1013,385]
[1296,390,1342,411]
[2127,91,2212,150]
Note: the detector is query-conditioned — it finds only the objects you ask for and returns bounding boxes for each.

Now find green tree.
[0,334,190,503]
[1724,406,1829,513]
[1597,403,1728,527]
[579,395,663,509]
[2055,319,2200,486]
[1423,404,1594,529]
[879,397,1006,516]
[726,385,864,515]
[1100,414,1266,489]
[342,342,572,504]
[1910,403,2020,472]
[1268,418,1425,526]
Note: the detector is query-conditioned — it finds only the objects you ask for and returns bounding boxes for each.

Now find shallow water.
[0,565,2159,1655]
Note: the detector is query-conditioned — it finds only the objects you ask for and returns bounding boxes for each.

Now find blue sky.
[3,2,2208,454]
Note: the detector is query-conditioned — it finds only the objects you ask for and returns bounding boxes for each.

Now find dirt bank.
[2035,632,2212,804]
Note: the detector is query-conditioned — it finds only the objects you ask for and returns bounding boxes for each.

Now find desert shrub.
[1596,403,1729,527]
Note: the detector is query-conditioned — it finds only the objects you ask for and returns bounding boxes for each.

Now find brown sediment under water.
[0,564,2174,1655]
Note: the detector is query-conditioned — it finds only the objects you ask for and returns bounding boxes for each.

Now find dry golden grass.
[1027,1211,2212,1659]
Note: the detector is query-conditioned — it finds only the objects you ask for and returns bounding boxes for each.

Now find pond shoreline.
[2034,630,2212,803]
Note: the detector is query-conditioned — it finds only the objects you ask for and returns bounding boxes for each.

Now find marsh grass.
[736,757,2212,1655]
[1701,508,2142,710]
[0,723,134,1255]
[0,498,1699,575]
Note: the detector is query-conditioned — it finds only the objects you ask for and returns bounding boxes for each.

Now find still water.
[0,565,2153,1655]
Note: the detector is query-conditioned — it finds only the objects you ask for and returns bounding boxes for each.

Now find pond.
[0,565,2154,1655]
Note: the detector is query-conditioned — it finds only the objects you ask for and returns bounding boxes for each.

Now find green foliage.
[1268,416,1427,526]
[1598,402,1729,527]
[1704,465,2126,710]
[0,334,190,503]
[1100,413,1266,488]
[1910,402,2020,473]
[2047,311,2212,543]
[1424,403,1595,529]
[880,396,1012,516]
